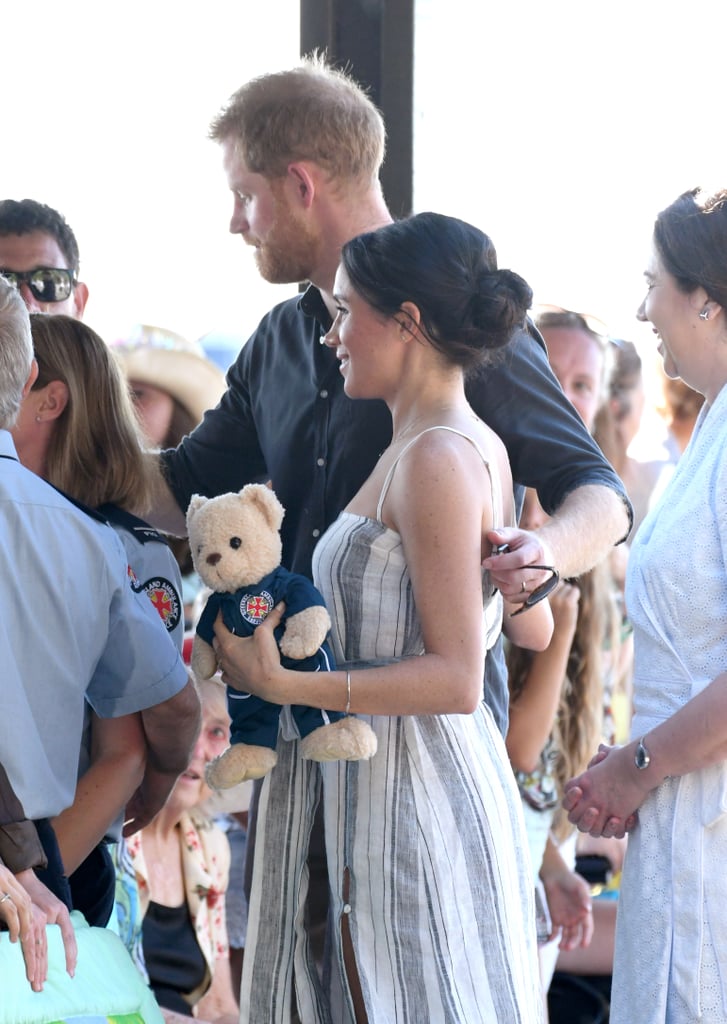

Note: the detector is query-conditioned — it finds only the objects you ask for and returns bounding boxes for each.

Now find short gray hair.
[0,277,34,429]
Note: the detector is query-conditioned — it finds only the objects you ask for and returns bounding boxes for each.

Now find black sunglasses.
[510,565,560,617]
[0,267,76,303]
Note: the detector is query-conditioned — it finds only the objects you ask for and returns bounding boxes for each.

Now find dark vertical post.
[300,0,414,218]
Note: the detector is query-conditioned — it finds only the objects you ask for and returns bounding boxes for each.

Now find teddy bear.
[187,483,377,789]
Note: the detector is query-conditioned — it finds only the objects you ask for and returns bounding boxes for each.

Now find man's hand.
[483,528,556,603]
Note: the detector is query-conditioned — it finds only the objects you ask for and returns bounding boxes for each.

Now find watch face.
[635,740,650,770]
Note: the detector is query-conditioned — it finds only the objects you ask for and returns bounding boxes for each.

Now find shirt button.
[342,903,352,915]
[312,529,321,538]
[317,457,325,467]
[320,389,329,398]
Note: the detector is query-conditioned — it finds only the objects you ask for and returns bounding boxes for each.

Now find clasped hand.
[562,743,645,839]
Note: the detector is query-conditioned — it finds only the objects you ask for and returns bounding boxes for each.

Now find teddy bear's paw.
[191,639,218,681]
[300,716,378,763]
[279,606,331,660]
[205,744,278,789]
[278,634,313,660]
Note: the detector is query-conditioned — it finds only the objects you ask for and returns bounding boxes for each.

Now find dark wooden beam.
[300,0,414,218]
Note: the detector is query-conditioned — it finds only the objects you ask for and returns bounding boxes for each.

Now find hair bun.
[467,267,533,350]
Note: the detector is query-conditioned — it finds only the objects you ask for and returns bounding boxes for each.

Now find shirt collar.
[297,284,333,331]
[0,430,18,460]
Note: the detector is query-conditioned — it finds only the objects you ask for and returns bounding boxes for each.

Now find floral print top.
[125,809,231,1005]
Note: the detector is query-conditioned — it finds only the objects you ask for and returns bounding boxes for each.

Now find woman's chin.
[172,772,210,810]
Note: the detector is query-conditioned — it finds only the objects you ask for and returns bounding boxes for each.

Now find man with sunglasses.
[0,199,88,318]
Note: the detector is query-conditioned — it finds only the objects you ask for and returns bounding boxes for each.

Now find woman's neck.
[11,433,47,479]
[389,377,472,444]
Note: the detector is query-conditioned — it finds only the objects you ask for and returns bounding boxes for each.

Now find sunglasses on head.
[0,267,76,303]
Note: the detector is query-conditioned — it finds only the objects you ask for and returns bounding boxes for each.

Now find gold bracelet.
[345,670,351,715]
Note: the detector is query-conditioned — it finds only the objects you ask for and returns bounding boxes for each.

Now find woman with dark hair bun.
[564,187,727,1024]
[341,211,533,369]
[217,212,552,1022]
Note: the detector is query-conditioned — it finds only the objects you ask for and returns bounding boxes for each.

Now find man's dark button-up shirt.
[163,286,631,733]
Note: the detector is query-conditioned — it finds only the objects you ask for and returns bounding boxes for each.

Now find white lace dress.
[611,384,727,1023]
[239,428,542,1024]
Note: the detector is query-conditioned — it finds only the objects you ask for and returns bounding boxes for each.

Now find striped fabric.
[240,431,542,1023]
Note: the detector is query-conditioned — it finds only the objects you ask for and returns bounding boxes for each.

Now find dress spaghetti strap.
[375,425,502,529]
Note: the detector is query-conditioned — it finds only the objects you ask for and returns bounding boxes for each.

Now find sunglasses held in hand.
[491,542,560,616]
[510,565,560,616]
[0,267,76,303]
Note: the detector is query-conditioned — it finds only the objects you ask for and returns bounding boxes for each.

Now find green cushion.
[0,913,163,1024]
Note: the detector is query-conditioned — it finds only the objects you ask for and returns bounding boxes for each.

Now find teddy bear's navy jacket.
[196,566,341,749]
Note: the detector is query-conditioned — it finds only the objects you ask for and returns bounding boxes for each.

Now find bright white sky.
[5,0,727,411]
[4,1,300,350]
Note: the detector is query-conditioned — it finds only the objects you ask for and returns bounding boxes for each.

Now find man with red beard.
[149,55,631,1021]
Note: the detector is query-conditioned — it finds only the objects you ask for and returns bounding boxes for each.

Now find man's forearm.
[140,679,201,775]
[0,765,47,872]
[539,484,631,579]
[0,823,47,873]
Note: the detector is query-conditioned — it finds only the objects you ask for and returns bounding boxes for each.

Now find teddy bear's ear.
[186,494,207,526]
[240,483,285,531]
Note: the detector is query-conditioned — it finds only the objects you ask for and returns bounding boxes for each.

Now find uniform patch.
[240,590,274,625]
[143,577,182,632]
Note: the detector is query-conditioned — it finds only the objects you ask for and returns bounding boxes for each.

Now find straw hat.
[110,324,226,424]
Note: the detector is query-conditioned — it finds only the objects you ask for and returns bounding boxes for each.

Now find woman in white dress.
[563,187,727,1023]
[214,212,554,1023]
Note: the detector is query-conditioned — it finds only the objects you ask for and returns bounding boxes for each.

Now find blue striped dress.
[240,430,542,1023]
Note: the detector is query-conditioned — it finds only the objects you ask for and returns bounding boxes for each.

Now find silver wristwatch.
[634,736,651,770]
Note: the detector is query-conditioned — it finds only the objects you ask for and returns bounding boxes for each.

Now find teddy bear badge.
[187,484,377,789]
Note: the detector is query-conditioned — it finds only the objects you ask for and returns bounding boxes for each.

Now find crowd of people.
[1,52,725,1024]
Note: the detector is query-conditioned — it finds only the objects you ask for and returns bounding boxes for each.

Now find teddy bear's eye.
[229,536,242,549]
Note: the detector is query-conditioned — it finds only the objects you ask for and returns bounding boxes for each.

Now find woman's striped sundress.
[240,429,542,1023]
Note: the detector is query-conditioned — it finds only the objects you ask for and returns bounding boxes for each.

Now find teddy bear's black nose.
[206,552,222,566]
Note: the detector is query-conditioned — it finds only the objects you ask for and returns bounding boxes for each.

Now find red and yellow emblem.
[240,590,274,625]
[143,577,182,633]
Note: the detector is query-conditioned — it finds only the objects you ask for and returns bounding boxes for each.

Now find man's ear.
[72,280,89,319]
[37,379,69,421]
[286,162,317,210]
